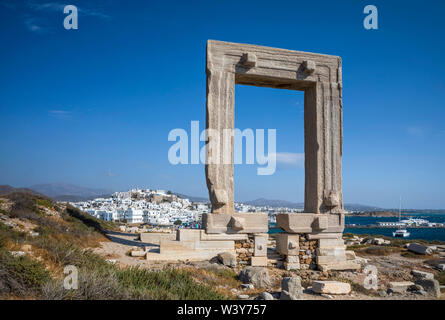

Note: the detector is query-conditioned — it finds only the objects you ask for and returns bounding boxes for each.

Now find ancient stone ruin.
[145,40,359,271]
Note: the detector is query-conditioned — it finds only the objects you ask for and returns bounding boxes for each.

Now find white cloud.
[3,1,111,33]
[28,2,66,12]
[258,152,304,170]
[23,16,47,33]
[27,1,111,19]
[275,152,304,167]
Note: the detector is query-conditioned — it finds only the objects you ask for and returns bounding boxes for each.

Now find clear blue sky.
[1,0,444,209]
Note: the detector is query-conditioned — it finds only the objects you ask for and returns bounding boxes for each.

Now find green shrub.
[1,193,225,300]
[210,267,237,282]
[0,221,27,248]
[36,198,53,209]
[0,250,51,297]
[42,268,125,300]
[42,266,227,300]
[64,205,116,233]
[116,267,226,300]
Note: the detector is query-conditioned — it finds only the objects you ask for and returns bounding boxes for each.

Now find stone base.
[146,249,230,262]
[140,232,176,244]
[251,256,268,267]
[316,233,360,271]
[276,231,360,272]
[203,213,268,234]
[275,234,299,255]
[284,262,300,271]
[276,213,344,234]
[143,228,267,266]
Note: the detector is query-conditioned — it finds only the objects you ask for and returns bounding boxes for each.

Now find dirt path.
[93,231,150,268]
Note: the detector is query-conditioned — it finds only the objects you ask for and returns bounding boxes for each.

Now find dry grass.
[356,246,400,256]
[190,267,239,289]
[400,250,429,259]
[1,192,228,300]
[0,249,51,298]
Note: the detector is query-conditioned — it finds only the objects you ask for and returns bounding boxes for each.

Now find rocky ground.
[92,231,445,300]
[6,188,441,302]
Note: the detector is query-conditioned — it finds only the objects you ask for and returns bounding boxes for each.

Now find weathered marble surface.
[205,40,344,214]
[202,212,268,234]
[276,213,344,234]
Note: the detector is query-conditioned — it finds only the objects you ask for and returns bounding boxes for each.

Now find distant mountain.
[20,183,383,210]
[52,194,113,202]
[343,203,382,212]
[242,198,304,209]
[0,185,42,196]
[29,183,113,199]
[174,194,382,211]
[242,198,383,212]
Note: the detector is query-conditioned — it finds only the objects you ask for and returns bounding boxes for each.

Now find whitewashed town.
[70,188,302,227]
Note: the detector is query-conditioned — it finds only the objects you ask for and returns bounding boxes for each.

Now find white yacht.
[392,197,410,238]
[393,229,410,237]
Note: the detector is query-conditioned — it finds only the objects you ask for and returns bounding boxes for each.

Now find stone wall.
[235,237,255,265]
[298,236,317,270]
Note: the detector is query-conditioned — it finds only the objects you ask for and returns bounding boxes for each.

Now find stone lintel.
[203,213,268,234]
[207,40,340,86]
[276,213,344,234]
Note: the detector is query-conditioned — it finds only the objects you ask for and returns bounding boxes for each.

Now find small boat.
[392,196,410,238]
[393,229,410,237]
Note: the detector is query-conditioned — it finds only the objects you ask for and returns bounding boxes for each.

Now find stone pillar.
[276,233,300,270]
[304,79,343,214]
[205,51,235,214]
[251,234,268,266]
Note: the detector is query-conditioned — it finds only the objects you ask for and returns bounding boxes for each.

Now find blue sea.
[269,213,445,241]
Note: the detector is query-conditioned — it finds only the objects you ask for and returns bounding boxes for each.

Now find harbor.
[346,217,445,229]
[343,213,445,241]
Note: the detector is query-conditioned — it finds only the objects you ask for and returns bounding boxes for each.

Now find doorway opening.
[234,84,305,212]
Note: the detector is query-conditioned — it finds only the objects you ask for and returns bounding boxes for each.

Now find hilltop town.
[69,188,302,226]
